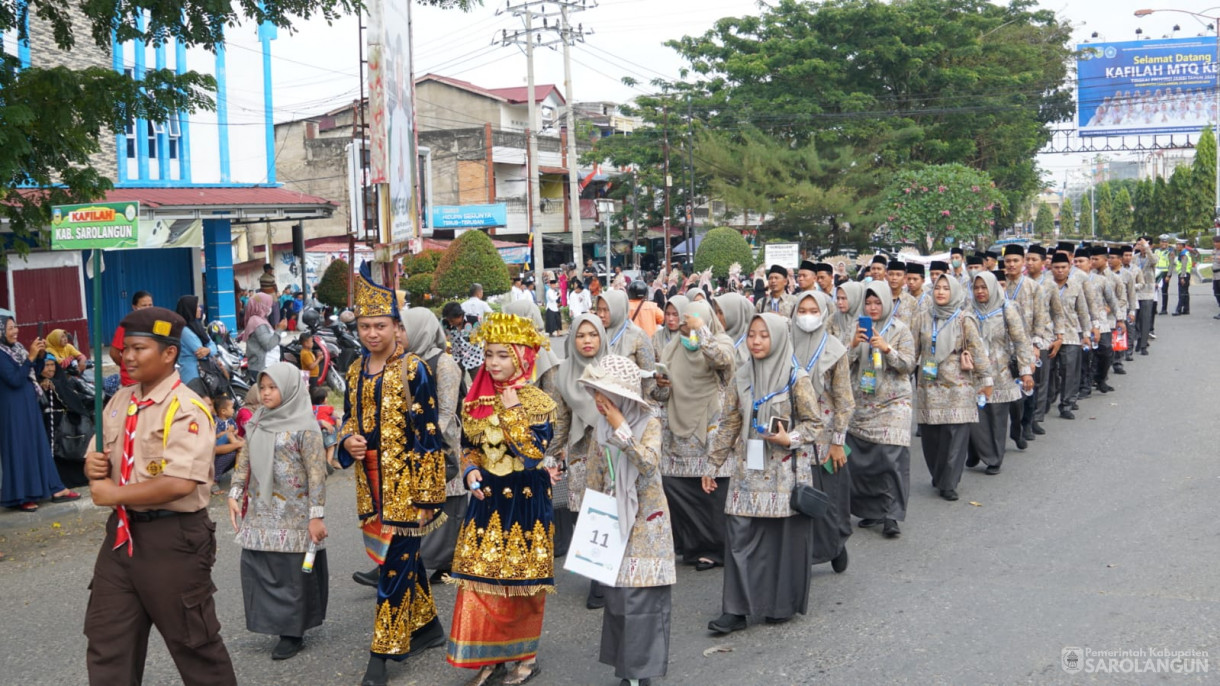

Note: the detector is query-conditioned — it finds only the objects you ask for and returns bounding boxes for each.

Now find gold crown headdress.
[353,261,399,319]
[470,312,550,350]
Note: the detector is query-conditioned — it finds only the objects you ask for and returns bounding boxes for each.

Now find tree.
[1112,187,1134,239]
[1034,202,1054,237]
[665,0,1074,230]
[432,230,510,299]
[1095,183,1114,239]
[1059,197,1074,237]
[1078,193,1093,238]
[315,258,350,309]
[878,164,1004,252]
[402,249,444,276]
[693,227,757,278]
[1190,125,1216,229]
[1,0,479,258]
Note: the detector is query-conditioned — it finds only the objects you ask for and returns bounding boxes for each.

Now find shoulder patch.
[188,421,200,435]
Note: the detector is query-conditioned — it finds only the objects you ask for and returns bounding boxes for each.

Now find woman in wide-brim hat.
[579,354,673,686]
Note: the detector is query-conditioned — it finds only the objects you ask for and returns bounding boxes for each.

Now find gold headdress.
[353,261,399,319]
[470,312,550,350]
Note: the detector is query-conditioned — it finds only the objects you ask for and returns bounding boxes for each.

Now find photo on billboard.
[1076,37,1218,138]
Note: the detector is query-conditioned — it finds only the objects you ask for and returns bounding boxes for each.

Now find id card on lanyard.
[749,369,795,468]
[924,310,960,381]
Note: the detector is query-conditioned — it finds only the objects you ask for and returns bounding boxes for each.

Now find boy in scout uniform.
[83,307,236,686]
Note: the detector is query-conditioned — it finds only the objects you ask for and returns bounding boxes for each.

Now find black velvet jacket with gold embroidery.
[338,348,448,530]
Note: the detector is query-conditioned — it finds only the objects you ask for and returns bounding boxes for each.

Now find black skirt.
[600,585,672,680]
[722,515,812,620]
[662,476,728,565]
[240,548,328,637]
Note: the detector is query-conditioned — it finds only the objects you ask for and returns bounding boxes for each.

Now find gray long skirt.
[599,585,672,680]
[809,458,852,565]
[420,495,468,572]
[968,401,1009,469]
[722,515,813,620]
[920,423,971,491]
[846,436,910,521]
[240,548,328,637]
[663,476,728,565]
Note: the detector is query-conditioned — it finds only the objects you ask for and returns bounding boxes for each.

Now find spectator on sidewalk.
[460,283,494,322]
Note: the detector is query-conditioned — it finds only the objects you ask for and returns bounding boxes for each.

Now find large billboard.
[367,0,417,245]
[1076,37,1218,137]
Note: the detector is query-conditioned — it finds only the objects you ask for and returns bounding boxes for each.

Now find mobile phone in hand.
[858,316,873,340]
[654,362,669,378]
[769,416,790,435]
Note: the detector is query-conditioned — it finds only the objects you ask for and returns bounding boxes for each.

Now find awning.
[539,166,569,175]
[673,234,705,255]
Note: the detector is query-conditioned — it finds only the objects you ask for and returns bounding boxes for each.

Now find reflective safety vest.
[1155,249,1170,273]
[1176,251,1194,275]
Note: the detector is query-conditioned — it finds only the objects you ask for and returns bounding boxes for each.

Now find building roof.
[487,84,565,106]
[105,186,337,223]
[416,73,509,102]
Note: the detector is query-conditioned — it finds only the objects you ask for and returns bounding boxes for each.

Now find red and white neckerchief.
[112,380,179,555]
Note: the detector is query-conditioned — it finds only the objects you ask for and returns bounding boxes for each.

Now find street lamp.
[1136,7,1220,233]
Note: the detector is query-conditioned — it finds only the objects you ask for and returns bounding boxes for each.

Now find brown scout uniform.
[83,361,236,684]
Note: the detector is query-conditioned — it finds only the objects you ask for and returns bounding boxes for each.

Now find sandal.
[18,502,37,512]
[502,659,541,686]
[695,558,720,572]
[51,491,81,503]
[464,663,507,686]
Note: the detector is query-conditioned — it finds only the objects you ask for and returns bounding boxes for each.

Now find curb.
[0,487,103,532]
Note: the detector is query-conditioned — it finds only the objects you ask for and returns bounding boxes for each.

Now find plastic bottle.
[302,541,318,574]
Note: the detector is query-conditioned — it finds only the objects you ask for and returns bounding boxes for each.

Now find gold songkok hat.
[353,261,399,319]
[470,312,550,350]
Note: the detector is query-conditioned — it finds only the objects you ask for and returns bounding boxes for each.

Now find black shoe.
[429,569,448,584]
[694,558,721,572]
[1172,312,1182,316]
[857,518,883,528]
[1071,402,1079,411]
[1078,389,1091,398]
[965,454,980,468]
[1140,349,1149,355]
[1031,423,1046,436]
[272,636,303,660]
[984,465,1001,475]
[882,519,901,538]
[361,656,388,686]
[1014,436,1027,450]
[353,567,380,588]
[940,489,959,501]
[1114,366,1126,375]
[1022,427,1035,441]
[831,547,849,573]
[408,619,446,655]
[586,580,606,610]
[708,613,747,634]
[764,615,792,625]
[1059,409,1075,420]
[1214,314,1220,320]
[1097,383,1114,393]
[621,680,652,686]
[1125,354,1134,362]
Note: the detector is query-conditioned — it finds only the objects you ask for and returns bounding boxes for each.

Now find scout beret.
[120,307,184,346]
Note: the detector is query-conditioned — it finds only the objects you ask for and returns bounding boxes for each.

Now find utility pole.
[631,168,640,270]
[500,4,544,303]
[559,2,595,268]
[663,104,671,269]
[686,94,695,262]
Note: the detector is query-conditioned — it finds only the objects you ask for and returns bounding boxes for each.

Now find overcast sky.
[262,0,1220,187]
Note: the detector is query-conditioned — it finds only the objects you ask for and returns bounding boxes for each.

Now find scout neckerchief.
[115,380,180,556]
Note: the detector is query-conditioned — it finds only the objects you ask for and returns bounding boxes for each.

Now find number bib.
[564,488,628,586]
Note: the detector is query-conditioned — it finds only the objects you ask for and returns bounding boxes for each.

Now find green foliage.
[1078,193,1093,237]
[402,249,444,276]
[1095,183,1113,238]
[1059,197,1074,237]
[1034,202,1054,237]
[315,259,350,309]
[403,273,436,306]
[878,164,1004,251]
[693,227,757,278]
[1190,126,1216,229]
[432,230,511,299]
[1112,188,1134,239]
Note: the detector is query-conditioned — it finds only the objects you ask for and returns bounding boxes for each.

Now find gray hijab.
[247,363,323,506]
[929,275,966,363]
[401,307,445,360]
[970,271,1007,341]
[834,282,865,346]
[652,295,688,351]
[790,290,846,397]
[555,314,607,447]
[598,290,640,357]
[661,300,731,444]
[737,313,803,432]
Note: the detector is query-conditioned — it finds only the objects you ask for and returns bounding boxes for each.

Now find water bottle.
[302,541,318,574]
[1015,379,1033,397]
[976,393,987,408]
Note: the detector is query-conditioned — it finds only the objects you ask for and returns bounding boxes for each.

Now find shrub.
[404,273,435,306]
[402,249,444,276]
[694,227,757,279]
[315,258,350,309]
[432,230,511,299]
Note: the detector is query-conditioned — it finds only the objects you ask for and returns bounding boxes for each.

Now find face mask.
[951,258,963,268]
[680,335,700,351]
[794,314,822,333]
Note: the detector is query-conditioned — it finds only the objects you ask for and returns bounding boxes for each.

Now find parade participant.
[1172,238,1193,316]
[929,260,949,284]
[1088,246,1122,393]
[1001,245,1044,449]
[846,286,915,538]
[756,264,797,317]
[580,355,675,686]
[867,254,888,282]
[651,294,688,357]
[1073,248,1105,399]
[905,263,930,316]
[815,262,836,294]
[543,314,607,606]
[965,273,1034,475]
[1026,245,1066,436]
[1134,239,1157,353]
[1050,252,1089,420]
[714,293,756,371]
[796,260,818,292]
[705,313,824,633]
[1119,245,1142,359]
[965,254,985,283]
[227,363,328,660]
[984,250,1000,272]
[948,247,967,282]
[656,300,736,573]
[887,260,917,327]
[336,264,448,686]
[82,307,236,685]
[790,291,854,571]
[911,276,993,501]
[832,281,865,348]
[1108,248,1136,371]
[447,313,558,686]
[401,308,467,584]
[595,290,658,403]
[110,290,154,389]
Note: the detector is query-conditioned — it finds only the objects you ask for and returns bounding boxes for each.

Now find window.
[125,119,136,158]
[147,121,157,159]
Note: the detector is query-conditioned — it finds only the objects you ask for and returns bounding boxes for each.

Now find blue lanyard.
[609,320,629,347]
[734,332,747,349]
[977,303,1005,321]
[916,292,928,309]
[801,332,829,373]
[1007,276,1025,301]
[750,366,798,434]
[930,309,960,356]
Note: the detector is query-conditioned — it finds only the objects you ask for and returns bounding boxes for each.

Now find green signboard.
[50,202,140,250]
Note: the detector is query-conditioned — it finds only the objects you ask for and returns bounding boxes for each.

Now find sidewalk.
[0,485,102,532]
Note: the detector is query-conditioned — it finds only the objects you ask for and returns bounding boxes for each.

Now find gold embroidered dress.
[446,313,558,670]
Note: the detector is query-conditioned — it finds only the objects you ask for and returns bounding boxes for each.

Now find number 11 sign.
[564,488,628,586]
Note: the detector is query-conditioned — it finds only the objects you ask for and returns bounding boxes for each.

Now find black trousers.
[1052,345,1081,412]
[1079,347,1093,394]
[1136,300,1153,352]
[1031,348,1051,424]
[1175,275,1190,314]
[1093,332,1113,387]
[1159,273,1171,313]
[1213,279,1220,308]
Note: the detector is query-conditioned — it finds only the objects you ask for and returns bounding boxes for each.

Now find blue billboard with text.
[1076,37,1218,137]
[430,203,508,229]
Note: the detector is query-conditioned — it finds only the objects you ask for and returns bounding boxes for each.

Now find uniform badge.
[127,404,138,417]
[188,421,199,435]
[147,460,164,476]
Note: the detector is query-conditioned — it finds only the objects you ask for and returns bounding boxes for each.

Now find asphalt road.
[1,308,1217,685]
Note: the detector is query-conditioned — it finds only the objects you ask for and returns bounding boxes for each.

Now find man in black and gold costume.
[337,262,449,686]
